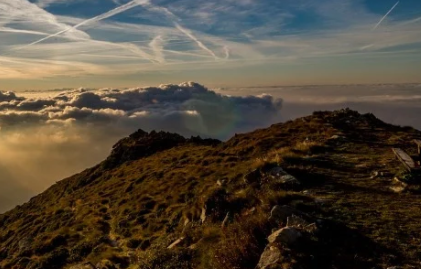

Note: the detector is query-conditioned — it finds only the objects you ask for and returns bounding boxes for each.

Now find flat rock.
[268,227,302,245]
[256,246,282,269]
[168,237,185,249]
[267,167,300,185]
[69,262,96,269]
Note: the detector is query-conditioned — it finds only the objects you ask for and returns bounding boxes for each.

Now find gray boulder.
[256,246,282,269]
[267,167,300,185]
[268,227,302,245]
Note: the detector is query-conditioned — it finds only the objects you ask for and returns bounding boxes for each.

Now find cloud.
[0,82,282,213]
[373,1,400,30]
[13,0,151,51]
[0,82,283,136]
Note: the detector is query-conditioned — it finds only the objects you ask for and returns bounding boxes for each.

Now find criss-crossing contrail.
[12,0,219,61]
[373,1,399,30]
[14,0,150,51]
[148,5,219,60]
[173,23,218,60]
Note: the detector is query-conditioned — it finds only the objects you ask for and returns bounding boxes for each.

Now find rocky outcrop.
[267,227,302,245]
[256,246,282,269]
[104,130,220,168]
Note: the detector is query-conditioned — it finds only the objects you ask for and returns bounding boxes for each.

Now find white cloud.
[0,82,283,213]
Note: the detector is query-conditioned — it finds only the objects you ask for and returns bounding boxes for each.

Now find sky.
[0,0,421,90]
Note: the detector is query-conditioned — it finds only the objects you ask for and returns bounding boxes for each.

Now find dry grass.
[2,110,421,269]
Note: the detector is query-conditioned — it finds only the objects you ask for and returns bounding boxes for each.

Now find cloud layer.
[0,82,282,212]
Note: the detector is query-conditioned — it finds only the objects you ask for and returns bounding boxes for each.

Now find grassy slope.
[1,109,421,269]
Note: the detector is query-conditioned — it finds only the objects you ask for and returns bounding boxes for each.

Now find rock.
[268,166,285,176]
[69,262,96,269]
[390,185,406,193]
[304,223,319,233]
[269,205,296,224]
[371,171,379,179]
[256,246,282,269]
[167,237,185,249]
[267,167,300,185]
[279,174,300,185]
[95,260,116,269]
[243,207,256,216]
[18,237,33,252]
[200,207,207,224]
[268,227,302,245]
[286,214,309,227]
[243,169,261,184]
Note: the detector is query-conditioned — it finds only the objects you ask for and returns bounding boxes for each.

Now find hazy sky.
[0,0,421,90]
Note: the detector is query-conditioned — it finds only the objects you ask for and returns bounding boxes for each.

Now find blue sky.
[0,0,420,90]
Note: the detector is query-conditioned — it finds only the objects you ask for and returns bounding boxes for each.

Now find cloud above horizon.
[0,82,283,213]
[0,0,421,88]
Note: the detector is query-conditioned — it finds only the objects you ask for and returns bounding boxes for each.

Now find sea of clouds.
[1,82,421,213]
[0,82,283,212]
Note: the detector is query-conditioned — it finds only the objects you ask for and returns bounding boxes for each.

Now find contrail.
[223,46,230,60]
[373,1,399,30]
[173,23,218,59]
[14,0,150,51]
[149,35,165,63]
[148,5,218,59]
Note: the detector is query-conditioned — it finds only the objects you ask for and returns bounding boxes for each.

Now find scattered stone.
[200,207,207,224]
[329,135,346,141]
[18,237,33,252]
[371,171,379,179]
[167,237,185,249]
[95,260,116,269]
[304,223,319,233]
[69,262,96,269]
[256,246,282,269]
[267,167,300,185]
[390,185,406,193]
[267,166,284,177]
[268,227,302,245]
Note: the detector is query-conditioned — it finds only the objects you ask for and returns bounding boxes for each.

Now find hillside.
[1,109,421,269]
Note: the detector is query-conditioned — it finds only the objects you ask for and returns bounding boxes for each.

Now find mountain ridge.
[1,108,421,269]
